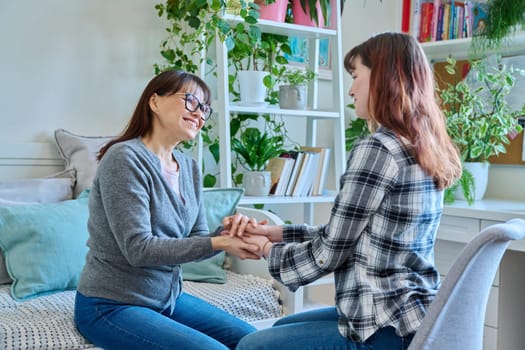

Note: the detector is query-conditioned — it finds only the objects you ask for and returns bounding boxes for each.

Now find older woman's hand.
[222,213,264,237]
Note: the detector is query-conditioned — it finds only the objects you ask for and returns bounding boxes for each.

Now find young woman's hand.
[240,234,272,259]
[242,224,284,243]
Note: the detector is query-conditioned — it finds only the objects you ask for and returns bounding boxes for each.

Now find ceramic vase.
[237,70,268,106]
[279,84,307,110]
[455,162,490,201]
[243,171,271,196]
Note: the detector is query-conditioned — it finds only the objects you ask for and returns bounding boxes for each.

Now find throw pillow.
[0,169,75,204]
[182,188,245,284]
[54,128,112,198]
[0,170,76,285]
[0,190,90,300]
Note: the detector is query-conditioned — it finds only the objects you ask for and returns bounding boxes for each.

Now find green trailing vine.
[471,0,525,56]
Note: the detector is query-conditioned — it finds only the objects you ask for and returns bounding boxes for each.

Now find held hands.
[222,213,261,237]
[221,212,282,259]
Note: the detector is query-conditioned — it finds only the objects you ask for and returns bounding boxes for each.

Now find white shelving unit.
[421,31,525,61]
[208,2,346,315]
[213,6,346,221]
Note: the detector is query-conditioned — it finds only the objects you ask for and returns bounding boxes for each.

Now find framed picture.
[284,37,332,80]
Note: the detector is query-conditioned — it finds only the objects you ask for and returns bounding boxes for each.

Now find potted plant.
[231,127,286,195]
[291,0,330,27]
[471,0,525,55]
[277,67,316,109]
[255,0,288,23]
[438,56,525,204]
[228,22,290,105]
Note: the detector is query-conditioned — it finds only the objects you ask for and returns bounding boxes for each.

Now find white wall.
[0,1,165,142]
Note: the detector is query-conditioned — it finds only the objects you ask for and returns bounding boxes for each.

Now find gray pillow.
[0,169,76,284]
[54,129,112,197]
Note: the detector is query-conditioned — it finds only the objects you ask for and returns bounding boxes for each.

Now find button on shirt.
[267,127,442,341]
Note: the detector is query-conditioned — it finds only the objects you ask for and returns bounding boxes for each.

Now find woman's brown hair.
[97,70,211,160]
[344,32,461,190]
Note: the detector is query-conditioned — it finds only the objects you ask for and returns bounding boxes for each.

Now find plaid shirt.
[268,127,442,341]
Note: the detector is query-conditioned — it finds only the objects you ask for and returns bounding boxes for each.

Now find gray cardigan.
[77,138,215,312]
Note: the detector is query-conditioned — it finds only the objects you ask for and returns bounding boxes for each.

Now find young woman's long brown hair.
[97,70,211,161]
[344,32,461,190]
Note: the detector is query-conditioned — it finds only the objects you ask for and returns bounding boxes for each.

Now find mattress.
[0,271,281,350]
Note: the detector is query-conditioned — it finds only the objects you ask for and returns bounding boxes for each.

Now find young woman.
[234,32,462,350]
[74,70,260,350]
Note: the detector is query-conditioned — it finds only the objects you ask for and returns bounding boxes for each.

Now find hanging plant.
[471,0,525,55]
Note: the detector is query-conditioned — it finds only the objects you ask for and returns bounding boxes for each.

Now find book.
[442,3,451,40]
[472,1,488,36]
[436,3,445,41]
[285,152,306,196]
[291,152,317,196]
[300,146,331,196]
[266,157,293,195]
[419,2,434,42]
[411,0,422,40]
[401,0,412,33]
[431,0,441,41]
[464,1,472,38]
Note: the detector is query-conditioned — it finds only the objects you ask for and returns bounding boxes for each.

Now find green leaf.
[203,174,217,188]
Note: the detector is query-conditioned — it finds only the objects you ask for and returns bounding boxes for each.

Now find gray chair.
[408,218,525,350]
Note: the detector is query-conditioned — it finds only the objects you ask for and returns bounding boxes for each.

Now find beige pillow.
[0,169,76,284]
[54,129,112,197]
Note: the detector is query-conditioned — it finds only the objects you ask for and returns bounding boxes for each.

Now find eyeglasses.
[175,93,213,121]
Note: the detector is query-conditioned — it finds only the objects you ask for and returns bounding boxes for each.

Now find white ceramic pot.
[455,162,490,201]
[243,171,271,196]
[238,70,268,106]
[279,84,307,109]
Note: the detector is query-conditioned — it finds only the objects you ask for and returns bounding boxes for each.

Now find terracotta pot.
[257,0,288,22]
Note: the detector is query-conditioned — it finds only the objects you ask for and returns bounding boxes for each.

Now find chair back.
[408,218,525,350]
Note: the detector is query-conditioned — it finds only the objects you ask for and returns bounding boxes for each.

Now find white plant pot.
[243,171,271,196]
[455,162,490,201]
[237,70,268,106]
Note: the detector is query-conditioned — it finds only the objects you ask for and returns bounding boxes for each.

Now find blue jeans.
[236,307,413,350]
[75,291,256,350]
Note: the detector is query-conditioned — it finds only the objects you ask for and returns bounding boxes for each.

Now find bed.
[0,129,299,349]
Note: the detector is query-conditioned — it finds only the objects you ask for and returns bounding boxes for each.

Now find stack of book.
[265,146,331,197]
[401,0,488,43]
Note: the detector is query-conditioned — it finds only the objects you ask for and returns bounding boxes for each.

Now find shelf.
[229,104,340,119]
[239,194,336,205]
[422,31,525,61]
[222,13,337,39]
